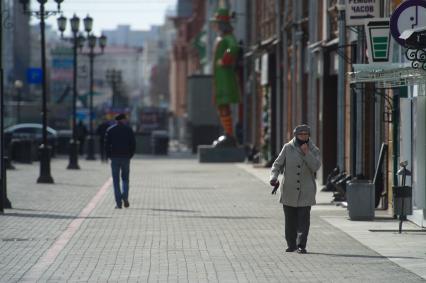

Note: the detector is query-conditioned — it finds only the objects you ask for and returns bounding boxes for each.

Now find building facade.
[168,0,426,227]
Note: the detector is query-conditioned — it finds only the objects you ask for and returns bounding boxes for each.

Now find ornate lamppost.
[79,15,107,160]
[19,0,64,183]
[57,14,83,169]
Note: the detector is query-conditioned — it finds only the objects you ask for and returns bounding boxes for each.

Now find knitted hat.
[293,124,310,136]
[115,113,127,121]
[210,8,232,22]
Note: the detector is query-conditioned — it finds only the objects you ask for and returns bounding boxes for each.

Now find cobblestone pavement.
[0,155,425,282]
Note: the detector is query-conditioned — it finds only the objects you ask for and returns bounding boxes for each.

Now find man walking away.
[105,113,136,209]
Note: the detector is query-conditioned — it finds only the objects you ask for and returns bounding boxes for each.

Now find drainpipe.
[242,0,249,145]
[251,1,257,149]
[356,26,365,176]
[392,91,399,187]
[275,0,282,149]
[291,0,297,127]
[307,0,318,140]
[282,0,289,140]
[337,0,346,170]
[296,0,303,124]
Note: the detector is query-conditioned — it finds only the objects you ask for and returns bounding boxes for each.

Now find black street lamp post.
[1,1,14,212]
[80,16,107,160]
[20,0,64,183]
[57,14,82,169]
[1,0,4,213]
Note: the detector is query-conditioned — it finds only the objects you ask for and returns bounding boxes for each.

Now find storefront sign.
[365,19,393,63]
[346,0,381,26]
[390,0,426,46]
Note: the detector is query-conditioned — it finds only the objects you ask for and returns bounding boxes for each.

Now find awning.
[348,63,426,88]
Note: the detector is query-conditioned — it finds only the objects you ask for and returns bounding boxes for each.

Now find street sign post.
[346,0,381,26]
[26,68,43,85]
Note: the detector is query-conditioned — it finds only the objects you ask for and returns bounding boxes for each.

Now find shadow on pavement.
[54,182,98,188]
[134,152,196,160]
[3,212,110,220]
[171,186,216,190]
[309,252,422,260]
[132,208,200,213]
[177,215,267,220]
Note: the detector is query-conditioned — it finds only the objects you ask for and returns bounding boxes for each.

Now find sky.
[36,0,177,35]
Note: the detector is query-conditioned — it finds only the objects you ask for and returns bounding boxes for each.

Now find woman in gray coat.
[269,124,321,254]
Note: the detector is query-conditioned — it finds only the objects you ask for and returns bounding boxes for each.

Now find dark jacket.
[105,123,136,159]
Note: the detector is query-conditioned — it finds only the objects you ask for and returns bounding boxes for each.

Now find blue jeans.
[110,158,130,207]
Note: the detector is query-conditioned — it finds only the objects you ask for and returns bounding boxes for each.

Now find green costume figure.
[211,7,241,147]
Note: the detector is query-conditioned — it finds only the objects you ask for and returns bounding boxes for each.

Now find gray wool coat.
[270,138,321,207]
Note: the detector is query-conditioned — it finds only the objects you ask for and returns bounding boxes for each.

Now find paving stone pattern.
[0,156,424,282]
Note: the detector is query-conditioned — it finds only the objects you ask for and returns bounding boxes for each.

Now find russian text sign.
[346,0,381,26]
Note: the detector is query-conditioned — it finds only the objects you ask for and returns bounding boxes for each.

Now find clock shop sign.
[390,0,426,46]
[346,0,381,26]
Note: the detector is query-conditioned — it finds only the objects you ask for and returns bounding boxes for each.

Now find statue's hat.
[210,8,232,22]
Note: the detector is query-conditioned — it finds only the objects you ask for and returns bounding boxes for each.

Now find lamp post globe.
[77,34,85,50]
[57,15,67,35]
[70,14,80,34]
[88,35,96,49]
[99,34,107,51]
[83,15,93,33]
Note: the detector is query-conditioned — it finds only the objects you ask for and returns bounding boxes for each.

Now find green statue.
[210,8,241,147]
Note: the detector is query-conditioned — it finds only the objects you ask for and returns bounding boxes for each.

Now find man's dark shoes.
[115,205,122,209]
[297,247,307,254]
[285,247,297,252]
[123,200,130,208]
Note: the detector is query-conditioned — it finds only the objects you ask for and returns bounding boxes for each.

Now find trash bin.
[392,186,412,216]
[11,139,33,164]
[57,130,72,154]
[346,180,375,220]
[151,130,169,155]
[135,132,152,154]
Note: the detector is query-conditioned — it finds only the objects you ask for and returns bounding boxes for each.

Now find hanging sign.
[390,0,426,46]
[346,0,381,26]
[365,18,393,63]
